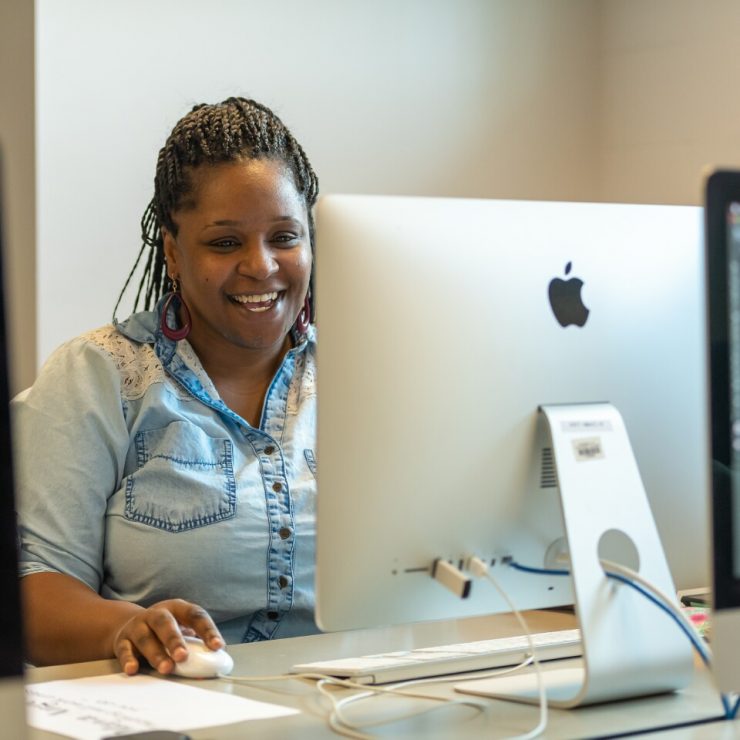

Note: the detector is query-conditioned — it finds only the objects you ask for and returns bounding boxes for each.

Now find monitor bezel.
[706,169,740,610]
[0,150,24,679]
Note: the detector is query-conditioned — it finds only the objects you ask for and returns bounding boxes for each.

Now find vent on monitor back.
[540,447,558,488]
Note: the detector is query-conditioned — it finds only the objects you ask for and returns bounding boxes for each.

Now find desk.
[26,610,732,739]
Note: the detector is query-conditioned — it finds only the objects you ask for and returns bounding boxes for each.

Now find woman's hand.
[112,598,224,675]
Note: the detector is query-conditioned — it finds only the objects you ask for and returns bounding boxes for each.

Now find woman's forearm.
[21,571,144,666]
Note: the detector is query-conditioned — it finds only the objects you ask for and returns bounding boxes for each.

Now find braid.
[114,97,319,319]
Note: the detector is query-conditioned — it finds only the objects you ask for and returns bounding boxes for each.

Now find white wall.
[36,0,599,365]
[597,0,740,205]
[36,0,740,368]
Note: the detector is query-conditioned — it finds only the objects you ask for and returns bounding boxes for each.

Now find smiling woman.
[12,98,320,674]
[162,159,313,425]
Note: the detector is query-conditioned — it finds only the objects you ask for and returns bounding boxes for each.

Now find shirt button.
[267,611,279,620]
[279,527,292,540]
[278,576,289,589]
[264,445,275,455]
[272,481,283,493]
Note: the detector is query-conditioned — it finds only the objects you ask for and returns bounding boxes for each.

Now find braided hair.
[114,97,319,320]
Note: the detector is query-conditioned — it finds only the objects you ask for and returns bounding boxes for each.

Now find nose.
[237,239,279,280]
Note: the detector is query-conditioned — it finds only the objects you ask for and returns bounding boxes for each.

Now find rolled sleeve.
[12,338,129,592]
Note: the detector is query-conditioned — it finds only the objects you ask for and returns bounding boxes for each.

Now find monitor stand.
[462,402,695,707]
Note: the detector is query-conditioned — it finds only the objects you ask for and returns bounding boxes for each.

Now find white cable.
[220,553,562,740]
[224,669,485,702]
[316,678,373,740]
[598,558,710,659]
[546,552,710,659]
[467,555,549,740]
[224,671,376,739]
[389,655,534,690]
[318,675,485,729]
[221,652,540,737]
[223,669,487,737]
[331,689,484,733]
[325,658,533,733]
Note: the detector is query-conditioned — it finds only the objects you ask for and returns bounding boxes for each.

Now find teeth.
[232,292,278,304]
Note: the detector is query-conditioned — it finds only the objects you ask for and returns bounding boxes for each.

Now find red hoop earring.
[160,278,192,341]
[295,294,311,336]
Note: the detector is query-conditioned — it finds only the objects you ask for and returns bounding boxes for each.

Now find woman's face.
[163,158,312,359]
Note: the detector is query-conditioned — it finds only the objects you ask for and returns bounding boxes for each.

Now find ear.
[162,227,179,277]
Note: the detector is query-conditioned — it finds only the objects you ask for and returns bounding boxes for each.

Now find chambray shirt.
[13,300,319,643]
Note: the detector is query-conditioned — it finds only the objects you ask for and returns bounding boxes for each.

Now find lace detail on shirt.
[287,344,317,415]
[82,325,169,400]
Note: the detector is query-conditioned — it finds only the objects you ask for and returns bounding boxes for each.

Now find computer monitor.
[314,194,707,704]
[706,169,740,692]
[0,151,27,735]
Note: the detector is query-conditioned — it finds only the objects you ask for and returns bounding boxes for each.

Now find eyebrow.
[203,216,303,228]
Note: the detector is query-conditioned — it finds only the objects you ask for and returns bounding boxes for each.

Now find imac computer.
[314,194,708,706]
[706,169,740,692]
[0,152,28,735]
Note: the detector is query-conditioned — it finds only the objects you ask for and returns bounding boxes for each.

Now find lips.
[230,291,281,313]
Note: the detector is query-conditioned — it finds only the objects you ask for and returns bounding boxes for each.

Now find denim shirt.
[13,300,319,643]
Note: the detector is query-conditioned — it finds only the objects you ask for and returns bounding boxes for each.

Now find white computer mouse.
[170,636,234,679]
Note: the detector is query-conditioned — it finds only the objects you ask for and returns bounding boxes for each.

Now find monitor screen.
[314,194,708,632]
[725,201,740,581]
[706,170,740,611]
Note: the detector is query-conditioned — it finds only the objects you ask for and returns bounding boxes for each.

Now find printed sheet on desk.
[26,673,298,740]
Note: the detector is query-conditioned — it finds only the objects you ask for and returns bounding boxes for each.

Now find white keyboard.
[291,628,582,685]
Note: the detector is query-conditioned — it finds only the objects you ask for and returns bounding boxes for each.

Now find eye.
[272,232,300,247]
[210,237,240,249]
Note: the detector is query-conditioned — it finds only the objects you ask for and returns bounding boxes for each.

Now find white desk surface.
[25,609,735,739]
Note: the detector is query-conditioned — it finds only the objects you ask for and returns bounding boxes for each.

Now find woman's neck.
[186,333,293,427]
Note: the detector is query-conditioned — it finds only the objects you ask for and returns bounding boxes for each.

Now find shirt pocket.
[124,421,236,533]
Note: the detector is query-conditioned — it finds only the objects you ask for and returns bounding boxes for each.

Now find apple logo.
[548,262,589,328]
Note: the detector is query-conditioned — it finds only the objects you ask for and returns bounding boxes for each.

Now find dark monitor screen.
[0,154,24,678]
[706,170,740,610]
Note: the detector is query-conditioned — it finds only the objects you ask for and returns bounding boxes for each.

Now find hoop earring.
[160,278,192,341]
[295,294,311,336]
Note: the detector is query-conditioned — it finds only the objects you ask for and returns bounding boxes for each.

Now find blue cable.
[731,695,740,719]
[509,561,736,718]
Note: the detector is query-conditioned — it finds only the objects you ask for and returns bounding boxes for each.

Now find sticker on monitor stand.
[561,420,613,433]
[572,436,605,461]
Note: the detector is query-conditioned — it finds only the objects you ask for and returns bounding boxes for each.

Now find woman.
[14,97,319,675]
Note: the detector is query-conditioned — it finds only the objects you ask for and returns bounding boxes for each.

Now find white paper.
[26,673,299,739]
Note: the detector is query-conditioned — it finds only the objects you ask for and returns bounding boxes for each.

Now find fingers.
[116,637,139,676]
[169,600,224,650]
[113,599,223,675]
[113,615,176,675]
